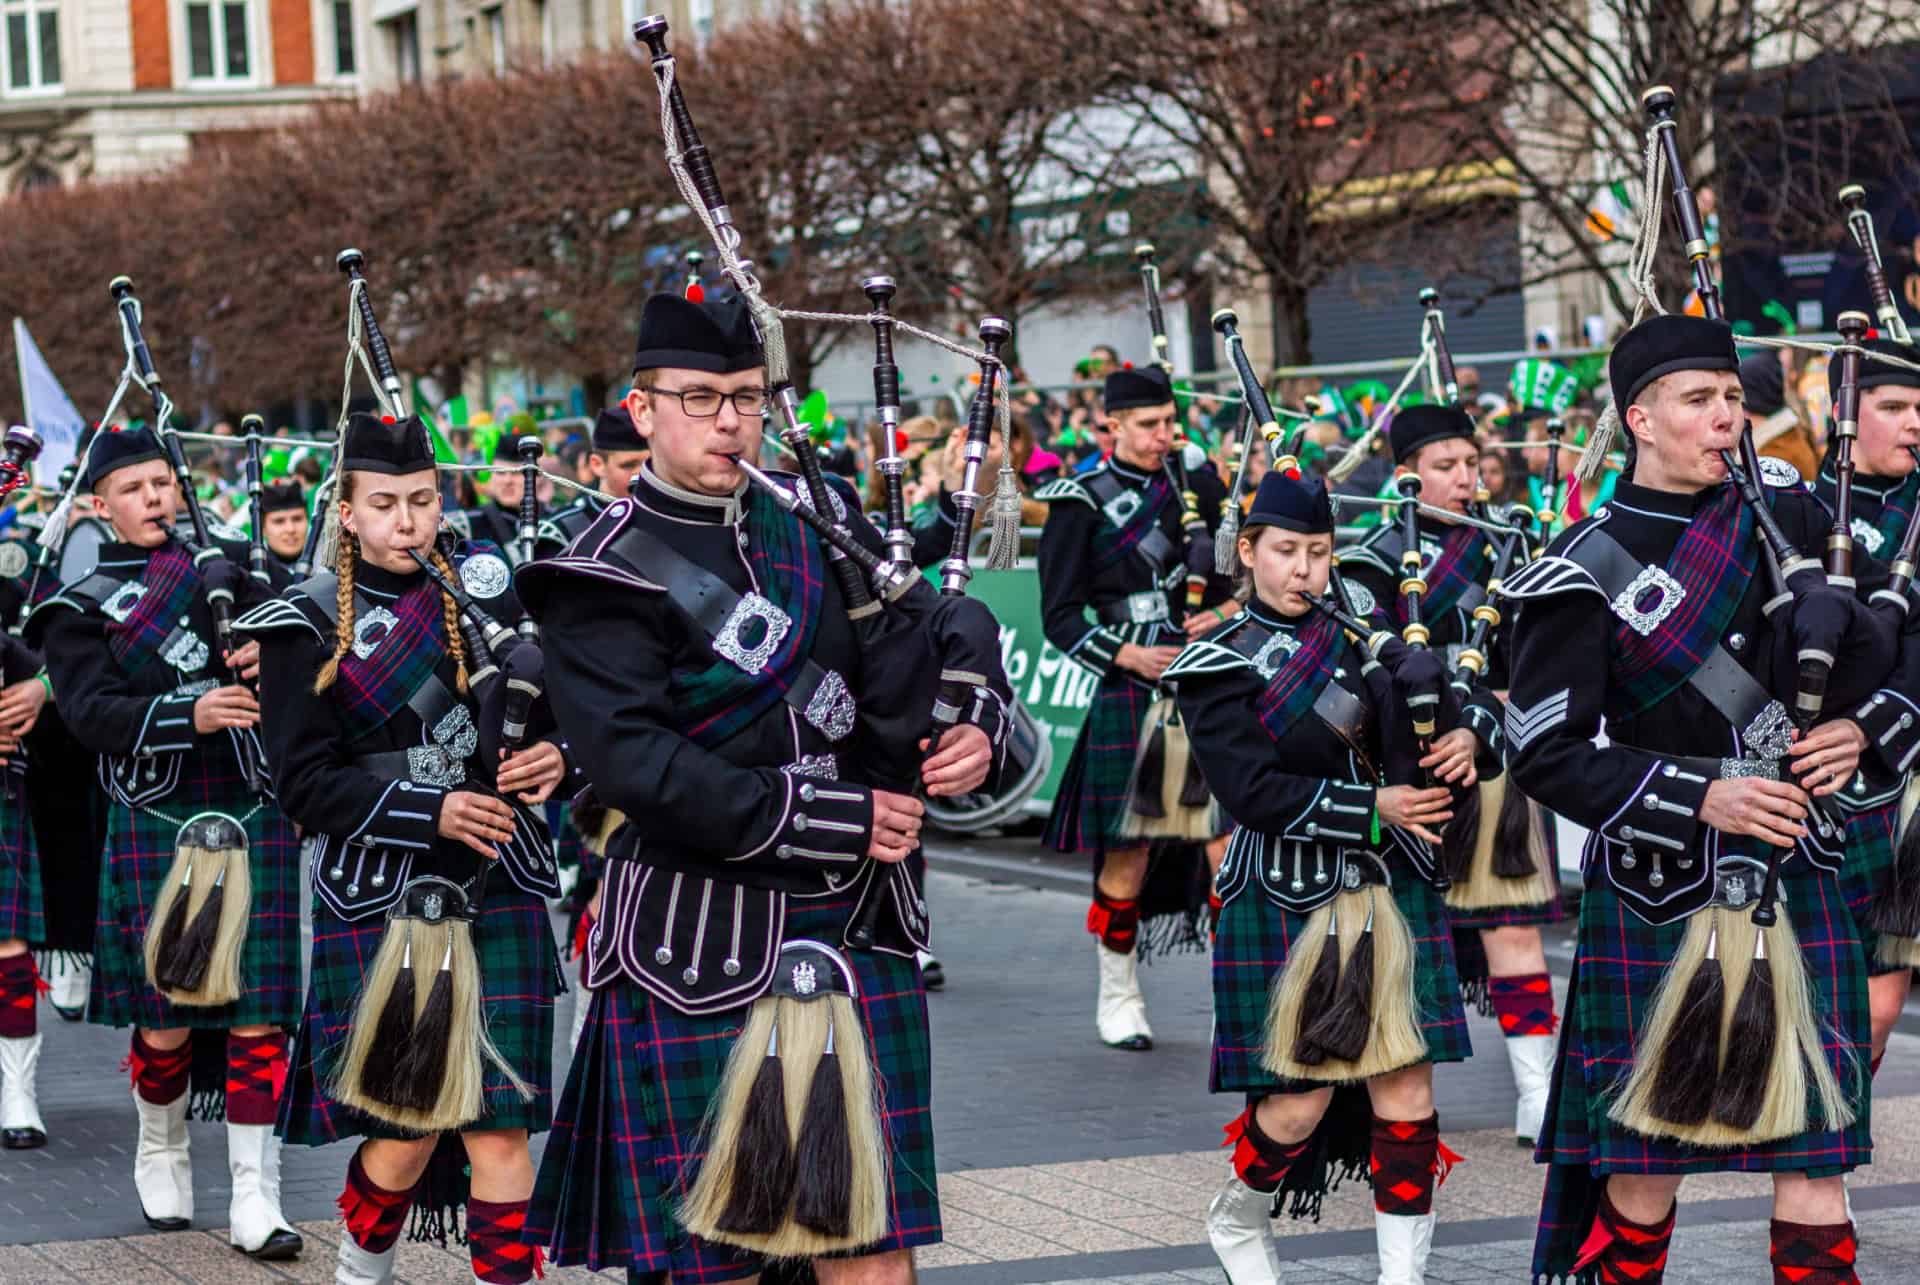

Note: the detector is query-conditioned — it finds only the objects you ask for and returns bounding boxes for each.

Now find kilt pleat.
[1210,852,1472,1095]
[0,791,43,945]
[88,790,301,1031]
[1043,677,1151,855]
[529,893,941,1281]
[1530,869,1872,1282]
[1833,798,1903,977]
[278,888,560,1146]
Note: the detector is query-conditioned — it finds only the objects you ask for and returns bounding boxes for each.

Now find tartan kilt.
[1044,675,1152,854]
[0,787,43,945]
[278,887,560,1146]
[1833,796,1903,977]
[529,892,939,1281]
[89,782,301,1031]
[1531,867,1872,1282]
[1210,849,1472,1095]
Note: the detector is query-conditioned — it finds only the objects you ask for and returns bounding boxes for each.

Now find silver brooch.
[160,630,210,675]
[0,542,27,579]
[804,671,857,742]
[421,892,444,921]
[459,553,511,600]
[102,581,148,623]
[352,606,399,660]
[1758,456,1804,489]
[406,743,465,788]
[1722,873,1749,908]
[1341,861,1362,890]
[713,592,791,674]
[791,961,818,995]
[1610,566,1686,636]
[1852,518,1885,556]
[1250,630,1300,680]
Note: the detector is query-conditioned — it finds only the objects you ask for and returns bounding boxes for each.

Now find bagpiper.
[1338,403,1565,1146]
[28,426,304,1257]
[1169,469,1475,1285]
[518,292,1011,1283]
[1502,315,1884,1284]
[1035,364,1227,1051]
[255,479,311,581]
[237,410,570,1285]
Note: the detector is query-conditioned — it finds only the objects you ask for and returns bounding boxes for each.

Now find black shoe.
[1105,1034,1153,1052]
[1,1126,44,1150]
[921,956,945,991]
[50,1005,84,1023]
[142,1211,191,1232]
[239,1228,304,1261]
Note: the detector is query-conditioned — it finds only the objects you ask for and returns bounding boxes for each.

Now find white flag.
[12,317,86,486]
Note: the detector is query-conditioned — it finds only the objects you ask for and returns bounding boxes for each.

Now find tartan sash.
[1090,471,1174,573]
[330,574,450,744]
[1253,613,1342,745]
[103,541,201,677]
[667,486,826,750]
[1609,484,1755,719]
[1392,524,1490,627]
[1873,472,1917,549]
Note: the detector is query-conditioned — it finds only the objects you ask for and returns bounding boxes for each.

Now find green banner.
[959,563,1097,813]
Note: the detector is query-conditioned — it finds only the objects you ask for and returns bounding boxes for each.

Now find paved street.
[0,834,1916,1281]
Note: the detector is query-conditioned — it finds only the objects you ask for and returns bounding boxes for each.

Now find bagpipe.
[95,276,268,1009]
[0,425,41,510]
[1134,243,1213,613]
[634,15,1012,1254]
[239,415,272,586]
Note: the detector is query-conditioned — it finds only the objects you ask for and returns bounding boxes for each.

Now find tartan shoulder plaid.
[1409,525,1492,624]
[330,576,449,744]
[1254,613,1341,745]
[666,486,825,751]
[103,541,200,676]
[1090,470,1173,573]
[1876,472,1918,548]
[1609,484,1754,719]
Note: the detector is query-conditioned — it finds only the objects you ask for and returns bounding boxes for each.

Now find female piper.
[236,412,570,1285]
[1165,471,1474,1285]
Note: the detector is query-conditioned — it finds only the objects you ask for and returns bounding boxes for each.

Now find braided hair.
[311,469,469,696]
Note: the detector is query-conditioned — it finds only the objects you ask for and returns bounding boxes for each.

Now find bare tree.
[1440,0,1920,329]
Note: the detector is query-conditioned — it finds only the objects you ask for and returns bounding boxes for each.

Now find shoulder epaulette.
[1495,553,1605,602]
[232,597,324,640]
[1163,636,1255,681]
[1033,477,1093,507]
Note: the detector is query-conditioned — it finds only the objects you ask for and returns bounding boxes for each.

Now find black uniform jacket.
[1499,472,1913,923]
[516,464,1011,1015]
[30,535,274,808]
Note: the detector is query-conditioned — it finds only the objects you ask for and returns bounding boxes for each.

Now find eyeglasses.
[649,386,769,418]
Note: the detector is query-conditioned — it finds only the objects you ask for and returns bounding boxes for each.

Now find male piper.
[519,292,1011,1284]
[1810,334,1920,1073]
[1035,363,1225,1051]
[256,480,309,580]
[1338,405,1559,1146]
[1503,315,1886,1285]
[535,407,648,557]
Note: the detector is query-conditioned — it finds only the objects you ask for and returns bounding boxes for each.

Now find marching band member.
[1169,470,1470,1285]
[238,411,567,1285]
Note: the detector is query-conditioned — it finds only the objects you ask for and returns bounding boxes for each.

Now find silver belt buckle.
[1610,566,1686,636]
[714,592,792,673]
[1125,591,1169,624]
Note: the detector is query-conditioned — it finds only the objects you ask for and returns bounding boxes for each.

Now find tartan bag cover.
[1392,525,1491,627]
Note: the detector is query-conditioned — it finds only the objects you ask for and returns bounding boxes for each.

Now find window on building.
[385,12,420,83]
[186,0,252,81]
[484,5,505,74]
[333,0,356,76]
[2,0,61,94]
